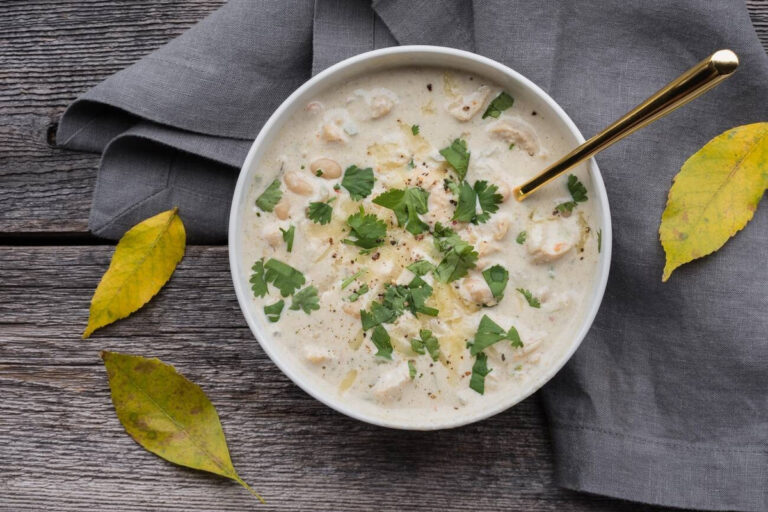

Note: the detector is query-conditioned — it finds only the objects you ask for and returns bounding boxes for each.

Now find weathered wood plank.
[0,246,673,511]
[0,1,767,238]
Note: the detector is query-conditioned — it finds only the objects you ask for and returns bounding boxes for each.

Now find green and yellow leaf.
[101,351,263,502]
[83,208,186,338]
[660,123,768,281]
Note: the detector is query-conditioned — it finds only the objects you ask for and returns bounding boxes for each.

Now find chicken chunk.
[447,85,490,121]
[355,88,398,119]
[304,344,333,364]
[487,118,541,156]
[456,271,495,306]
[372,363,411,402]
[526,217,579,263]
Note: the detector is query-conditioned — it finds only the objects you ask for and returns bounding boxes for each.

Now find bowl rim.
[228,45,612,430]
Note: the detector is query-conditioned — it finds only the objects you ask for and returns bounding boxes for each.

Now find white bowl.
[229,46,612,430]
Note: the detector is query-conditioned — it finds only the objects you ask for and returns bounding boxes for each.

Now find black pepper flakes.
[427,83,432,91]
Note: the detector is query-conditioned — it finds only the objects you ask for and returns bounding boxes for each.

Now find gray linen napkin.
[58,1,768,510]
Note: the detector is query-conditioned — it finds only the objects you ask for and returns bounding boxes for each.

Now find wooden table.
[2,2,766,510]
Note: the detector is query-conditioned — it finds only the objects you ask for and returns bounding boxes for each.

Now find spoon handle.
[514,49,739,201]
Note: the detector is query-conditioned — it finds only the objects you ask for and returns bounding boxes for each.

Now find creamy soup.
[241,67,601,426]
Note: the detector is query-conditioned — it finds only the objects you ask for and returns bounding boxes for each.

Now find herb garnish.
[250,259,268,298]
[341,268,367,289]
[280,225,295,252]
[264,300,284,322]
[411,329,440,361]
[555,174,588,214]
[408,360,417,379]
[255,179,282,212]
[411,124,420,135]
[469,314,522,355]
[481,265,509,300]
[452,180,503,224]
[469,352,491,394]
[371,325,393,359]
[482,91,514,119]
[407,260,435,276]
[432,223,478,283]
[439,138,470,181]
[341,165,374,200]
[307,197,335,225]
[516,231,527,244]
[360,278,438,331]
[290,285,320,314]
[346,284,369,302]
[315,169,323,177]
[372,187,430,235]
[517,287,541,308]
[342,207,387,252]
[264,258,306,297]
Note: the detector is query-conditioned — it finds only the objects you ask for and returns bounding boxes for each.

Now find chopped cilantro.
[290,285,320,314]
[255,179,282,212]
[482,264,509,300]
[439,138,470,181]
[360,277,438,331]
[411,124,420,135]
[443,179,460,196]
[342,207,387,251]
[469,314,522,355]
[407,158,415,169]
[315,169,323,177]
[407,260,434,276]
[597,228,602,253]
[361,302,397,330]
[333,183,341,191]
[280,225,295,252]
[469,352,491,394]
[341,268,367,289]
[482,91,514,119]
[515,231,527,245]
[264,258,305,297]
[509,143,515,150]
[371,325,393,359]
[555,174,588,214]
[249,259,268,298]
[347,283,369,302]
[452,180,503,224]
[307,197,335,225]
[517,287,541,308]
[411,329,440,361]
[372,187,430,235]
[408,360,417,379]
[264,300,284,322]
[432,223,478,283]
[341,165,374,200]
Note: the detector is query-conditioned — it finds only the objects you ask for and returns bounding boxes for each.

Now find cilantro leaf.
[469,352,491,394]
[443,178,460,196]
[371,325,393,359]
[341,268,366,289]
[439,138,470,181]
[482,264,508,300]
[408,360,417,379]
[290,285,320,314]
[452,181,477,222]
[516,231,527,245]
[307,197,335,225]
[264,258,305,297]
[432,223,478,283]
[555,174,588,214]
[411,124,420,135]
[470,314,522,355]
[341,165,374,200]
[405,276,439,316]
[407,260,434,276]
[361,278,438,332]
[342,207,387,251]
[474,181,503,223]
[280,225,295,252]
[361,301,397,330]
[264,300,284,322]
[411,329,440,361]
[347,283,369,302]
[255,179,282,212]
[372,187,430,235]
[482,91,514,119]
[249,259,268,298]
[517,287,541,308]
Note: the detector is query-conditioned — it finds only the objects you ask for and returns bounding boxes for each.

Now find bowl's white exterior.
[229,46,612,430]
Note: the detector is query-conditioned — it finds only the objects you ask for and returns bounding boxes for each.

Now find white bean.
[274,198,290,220]
[284,171,313,195]
[310,158,342,179]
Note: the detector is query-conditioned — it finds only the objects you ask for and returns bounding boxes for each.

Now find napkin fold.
[58,1,768,510]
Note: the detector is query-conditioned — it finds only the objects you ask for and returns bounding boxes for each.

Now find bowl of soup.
[229,46,611,430]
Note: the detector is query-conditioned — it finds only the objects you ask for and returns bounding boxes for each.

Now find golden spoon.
[514,49,739,201]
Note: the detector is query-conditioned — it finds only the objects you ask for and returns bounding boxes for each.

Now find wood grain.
[0,246,672,512]
[0,1,767,238]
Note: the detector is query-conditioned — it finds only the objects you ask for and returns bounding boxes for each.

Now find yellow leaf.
[83,208,186,337]
[101,351,263,502]
[660,123,768,281]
